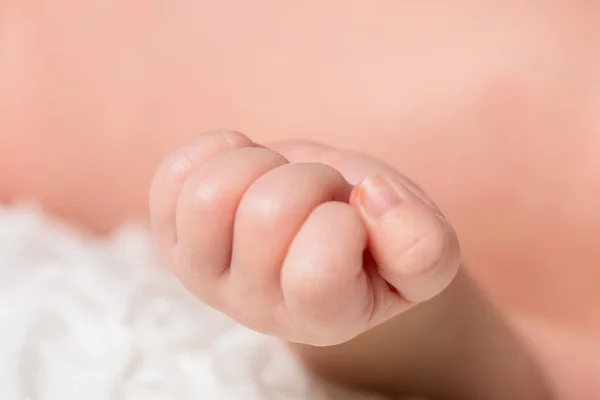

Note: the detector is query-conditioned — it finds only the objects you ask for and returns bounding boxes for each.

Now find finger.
[280,201,372,346]
[229,162,352,308]
[270,140,440,212]
[149,130,252,264]
[173,147,287,300]
[351,175,461,304]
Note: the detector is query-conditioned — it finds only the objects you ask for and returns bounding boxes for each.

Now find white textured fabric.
[0,204,384,400]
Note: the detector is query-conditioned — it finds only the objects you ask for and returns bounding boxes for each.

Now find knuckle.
[244,193,287,225]
[291,163,349,202]
[156,130,252,186]
[243,146,289,166]
[159,148,198,185]
[180,146,289,222]
[184,178,225,215]
[208,129,251,148]
[307,161,343,178]
[149,150,197,216]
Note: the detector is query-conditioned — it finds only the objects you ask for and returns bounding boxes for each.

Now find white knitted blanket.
[0,204,383,400]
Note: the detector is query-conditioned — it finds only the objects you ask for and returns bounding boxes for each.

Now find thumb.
[350,175,461,303]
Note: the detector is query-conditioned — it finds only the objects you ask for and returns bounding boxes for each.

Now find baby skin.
[149,130,553,399]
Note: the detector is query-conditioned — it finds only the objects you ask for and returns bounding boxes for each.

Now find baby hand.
[149,130,460,346]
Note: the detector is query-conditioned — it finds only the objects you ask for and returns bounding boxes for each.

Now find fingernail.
[355,175,404,218]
